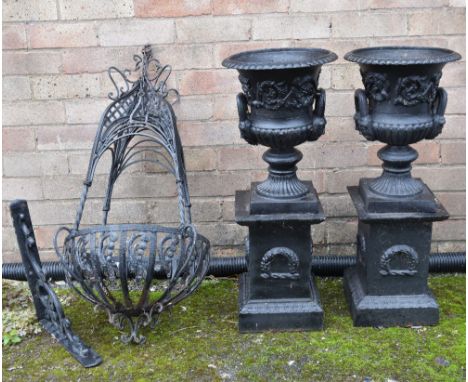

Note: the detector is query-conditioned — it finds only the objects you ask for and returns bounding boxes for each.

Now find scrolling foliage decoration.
[54,45,210,346]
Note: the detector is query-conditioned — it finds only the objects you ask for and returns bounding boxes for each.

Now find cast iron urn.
[343,46,461,326]
[223,48,337,331]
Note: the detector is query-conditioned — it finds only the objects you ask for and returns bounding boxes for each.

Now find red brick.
[63,44,207,73]
[368,0,446,8]
[321,117,366,143]
[440,115,466,139]
[3,101,65,126]
[34,226,60,250]
[312,224,326,245]
[179,121,242,146]
[325,91,356,117]
[36,125,96,151]
[172,95,214,121]
[110,174,178,199]
[436,191,466,217]
[176,16,251,43]
[330,64,362,90]
[446,87,465,114]
[184,148,217,171]
[441,141,466,164]
[3,152,69,177]
[437,240,466,253]
[134,0,211,17]
[217,146,263,170]
[213,94,238,120]
[153,44,214,70]
[59,0,134,20]
[301,143,367,169]
[433,219,466,241]
[2,227,18,252]
[64,98,110,124]
[3,128,36,152]
[3,76,31,101]
[191,199,223,222]
[3,51,62,75]
[252,14,330,40]
[187,172,251,197]
[326,168,381,194]
[213,0,288,15]
[27,200,82,225]
[32,74,105,100]
[178,70,238,95]
[326,219,357,244]
[367,141,440,166]
[291,0,362,12]
[68,152,111,175]
[367,36,450,49]
[408,8,466,36]
[197,223,246,246]
[98,19,175,46]
[3,0,58,21]
[62,47,137,74]
[440,61,466,88]
[29,22,98,49]
[332,12,406,38]
[221,197,235,221]
[321,195,356,217]
[3,178,43,201]
[413,166,465,191]
[2,24,27,49]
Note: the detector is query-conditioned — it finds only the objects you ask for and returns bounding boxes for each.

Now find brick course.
[2,1,465,260]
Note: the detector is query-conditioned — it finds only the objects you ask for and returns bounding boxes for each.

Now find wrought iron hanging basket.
[53,46,210,344]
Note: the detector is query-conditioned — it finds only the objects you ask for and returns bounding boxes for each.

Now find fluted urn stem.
[369,145,423,197]
[256,148,309,199]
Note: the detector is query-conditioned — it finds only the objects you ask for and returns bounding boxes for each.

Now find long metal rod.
[3,252,465,282]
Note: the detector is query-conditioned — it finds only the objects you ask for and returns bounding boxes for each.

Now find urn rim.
[344,46,461,66]
[221,48,337,70]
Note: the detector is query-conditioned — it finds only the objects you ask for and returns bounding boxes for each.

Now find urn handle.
[236,93,257,145]
[427,87,447,139]
[354,89,375,141]
[308,88,326,140]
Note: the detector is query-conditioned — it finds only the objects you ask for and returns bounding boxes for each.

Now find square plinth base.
[343,267,439,327]
[359,178,440,214]
[238,273,324,332]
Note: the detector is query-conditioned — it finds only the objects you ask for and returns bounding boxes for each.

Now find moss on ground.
[2,275,465,382]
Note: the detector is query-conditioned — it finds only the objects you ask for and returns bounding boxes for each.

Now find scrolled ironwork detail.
[394,72,442,106]
[379,245,418,276]
[260,247,300,280]
[361,71,390,102]
[239,74,318,110]
[54,45,210,347]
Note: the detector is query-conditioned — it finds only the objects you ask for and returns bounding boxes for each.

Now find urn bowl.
[222,48,337,149]
[345,46,461,145]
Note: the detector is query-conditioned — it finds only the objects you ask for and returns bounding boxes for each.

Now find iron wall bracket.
[10,200,102,368]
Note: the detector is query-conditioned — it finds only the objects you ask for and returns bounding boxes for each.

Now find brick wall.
[2,0,466,261]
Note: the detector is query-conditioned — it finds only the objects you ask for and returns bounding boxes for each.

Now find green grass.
[2,275,465,382]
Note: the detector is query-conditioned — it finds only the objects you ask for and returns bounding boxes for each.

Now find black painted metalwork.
[50,45,210,346]
[223,48,337,331]
[343,46,461,327]
[10,200,102,368]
